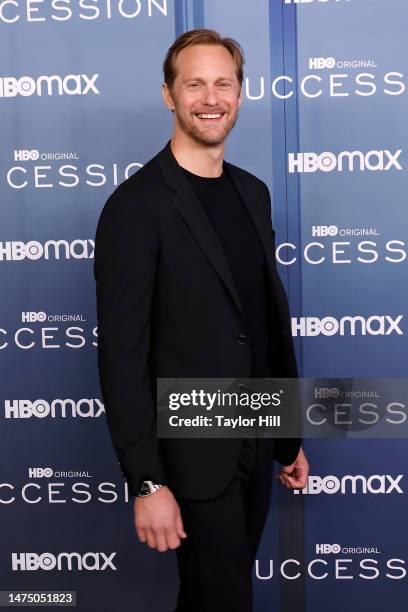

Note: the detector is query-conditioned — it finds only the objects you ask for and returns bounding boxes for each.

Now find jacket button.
[237,334,248,345]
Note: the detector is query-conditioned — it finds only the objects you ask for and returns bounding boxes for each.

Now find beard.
[175,108,239,146]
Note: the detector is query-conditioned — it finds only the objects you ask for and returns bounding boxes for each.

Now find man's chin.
[190,128,231,147]
[196,136,227,147]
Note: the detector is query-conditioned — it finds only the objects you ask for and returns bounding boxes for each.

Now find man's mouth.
[194,112,226,121]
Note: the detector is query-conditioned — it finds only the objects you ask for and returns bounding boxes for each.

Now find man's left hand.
[277,447,309,490]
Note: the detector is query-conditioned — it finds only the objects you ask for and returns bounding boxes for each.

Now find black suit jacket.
[94,141,301,500]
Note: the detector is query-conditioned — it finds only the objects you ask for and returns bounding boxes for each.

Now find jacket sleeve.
[93,185,166,495]
[262,182,302,466]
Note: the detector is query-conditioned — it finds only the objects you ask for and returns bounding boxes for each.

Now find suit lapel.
[157,142,246,323]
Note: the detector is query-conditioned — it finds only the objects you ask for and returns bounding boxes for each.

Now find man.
[94,28,309,612]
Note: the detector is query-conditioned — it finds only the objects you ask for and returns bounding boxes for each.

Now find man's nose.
[200,86,219,106]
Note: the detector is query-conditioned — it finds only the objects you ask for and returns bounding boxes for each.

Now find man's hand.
[276,447,309,490]
[134,486,187,552]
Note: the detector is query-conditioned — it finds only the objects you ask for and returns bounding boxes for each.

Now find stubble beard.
[177,109,239,147]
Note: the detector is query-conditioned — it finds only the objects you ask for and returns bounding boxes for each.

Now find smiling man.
[94,29,309,612]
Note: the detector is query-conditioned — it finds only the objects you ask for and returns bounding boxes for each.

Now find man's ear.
[162,82,175,112]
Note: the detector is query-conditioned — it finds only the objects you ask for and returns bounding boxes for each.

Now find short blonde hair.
[163,28,245,90]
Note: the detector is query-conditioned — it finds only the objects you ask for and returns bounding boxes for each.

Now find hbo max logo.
[0,74,99,98]
[288,150,402,173]
[295,475,404,495]
[12,552,116,571]
[291,315,403,337]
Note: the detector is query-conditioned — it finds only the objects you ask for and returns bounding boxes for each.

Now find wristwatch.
[136,480,163,497]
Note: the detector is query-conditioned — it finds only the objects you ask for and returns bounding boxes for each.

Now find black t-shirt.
[182,165,271,377]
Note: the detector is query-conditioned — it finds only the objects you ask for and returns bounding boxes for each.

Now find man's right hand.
[134,486,187,552]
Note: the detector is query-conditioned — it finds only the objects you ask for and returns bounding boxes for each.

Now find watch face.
[139,481,151,496]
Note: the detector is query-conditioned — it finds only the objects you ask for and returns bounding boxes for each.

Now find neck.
[170,129,225,178]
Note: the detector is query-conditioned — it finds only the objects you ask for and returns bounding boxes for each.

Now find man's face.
[164,44,243,146]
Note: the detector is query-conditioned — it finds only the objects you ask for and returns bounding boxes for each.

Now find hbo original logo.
[309,57,336,70]
[21,312,46,323]
[312,225,338,237]
[314,387,340,399]
[315,544,342,554]
[29,468,53,478]
[14,150,39,161]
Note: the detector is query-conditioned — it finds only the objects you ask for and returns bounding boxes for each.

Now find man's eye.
[218,82,230,88]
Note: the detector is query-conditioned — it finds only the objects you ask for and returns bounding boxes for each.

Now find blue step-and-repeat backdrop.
[1,0,407,610]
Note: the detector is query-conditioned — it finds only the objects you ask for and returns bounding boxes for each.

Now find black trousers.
[174,438,274,612]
